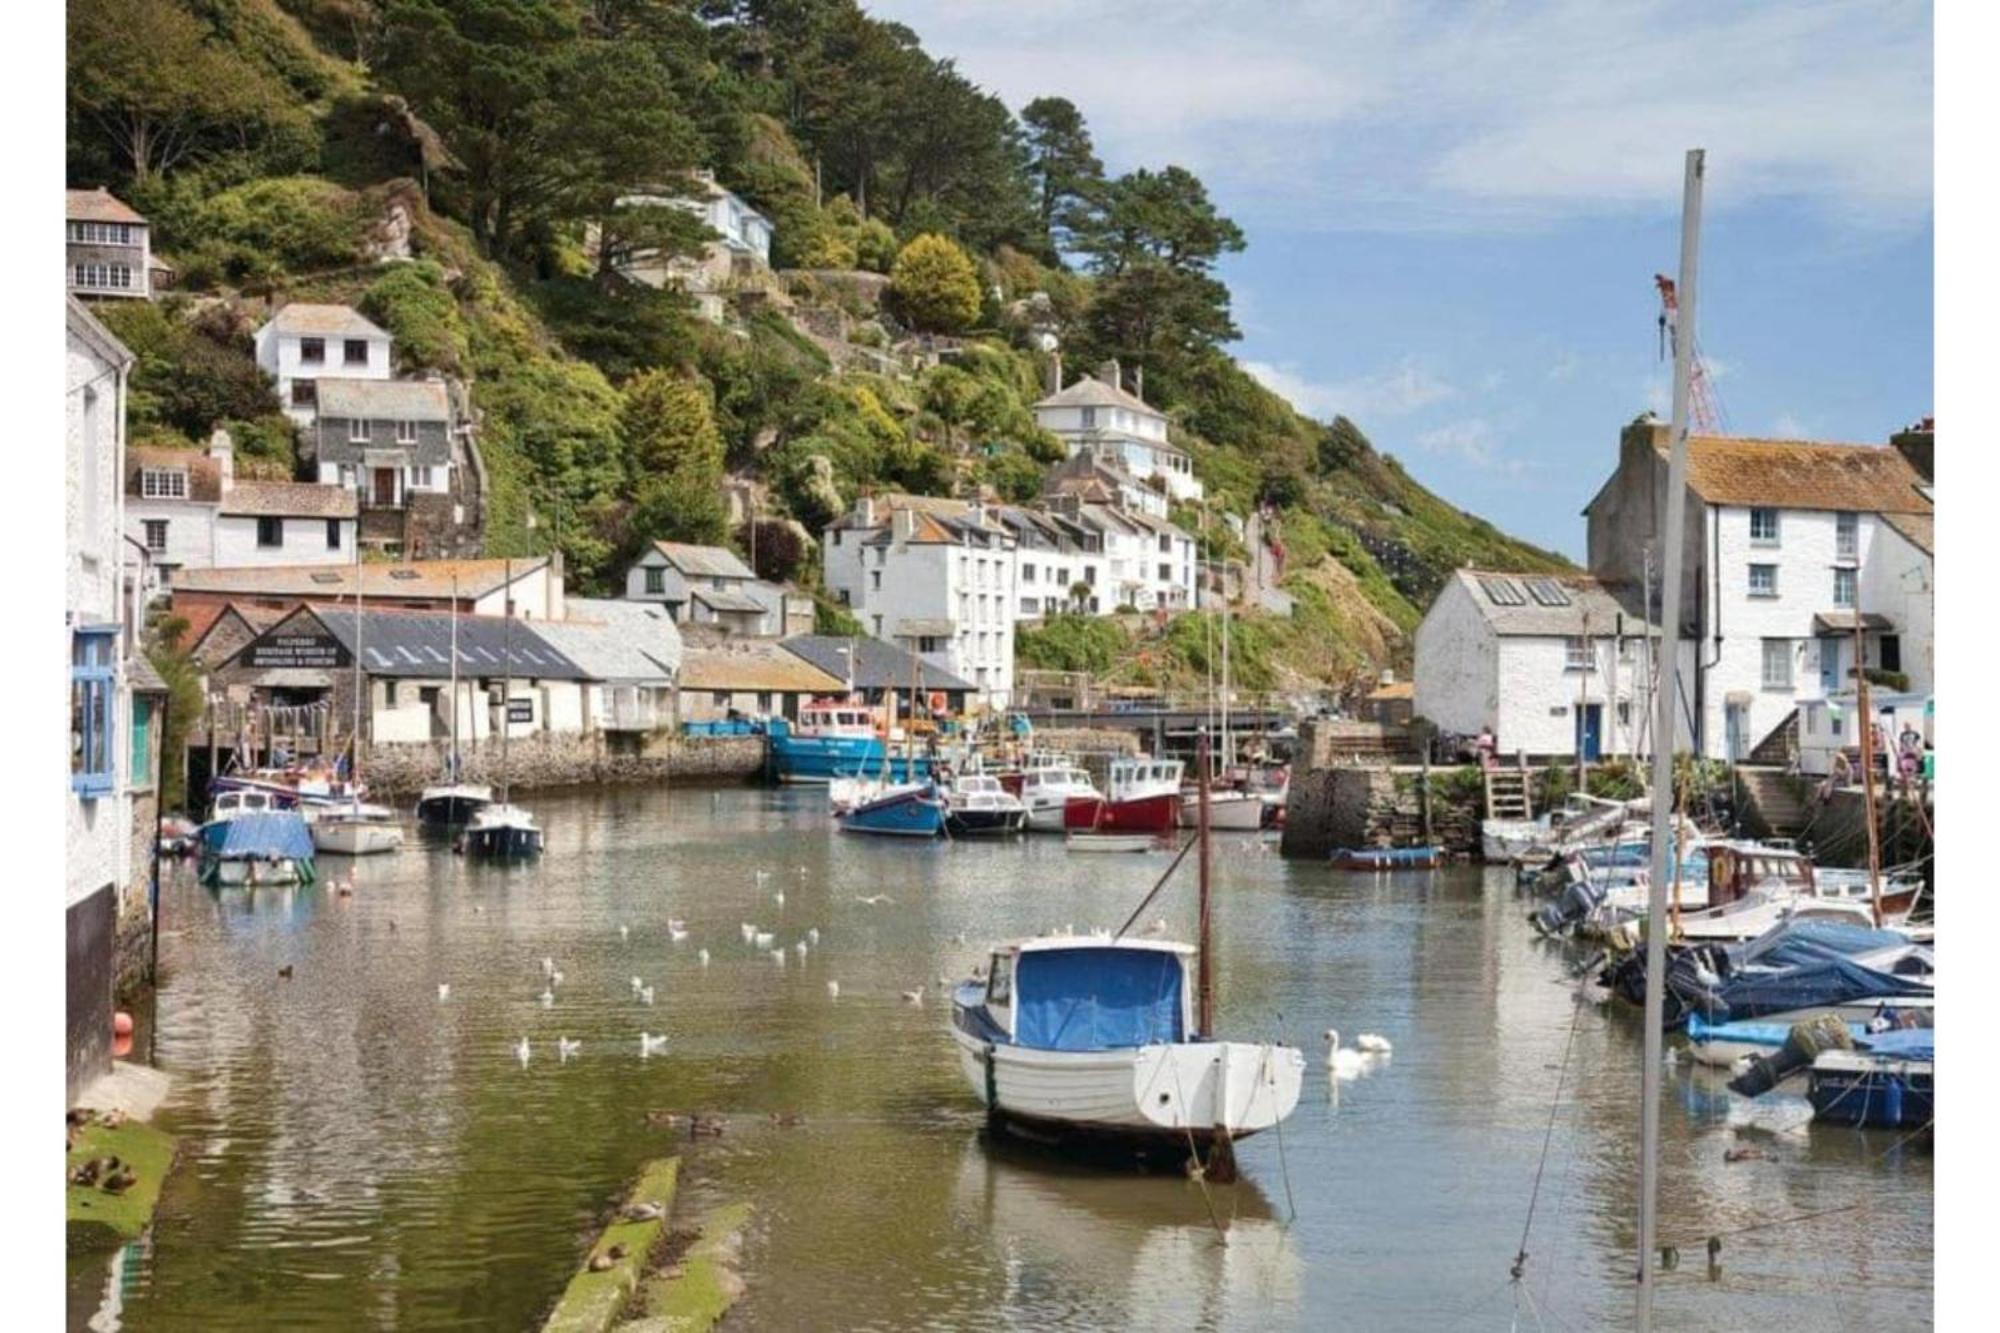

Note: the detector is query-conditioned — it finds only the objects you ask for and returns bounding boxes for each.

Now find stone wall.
[1280,764,1486,860]
[360,732,766,796]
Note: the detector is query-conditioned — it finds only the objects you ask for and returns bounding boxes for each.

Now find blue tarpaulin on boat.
[1697,955,1931,1023]
[1736,919,1909,970]
[1014,947,1185,1051]
[198,812,315,860]
[1858,1028,1934,1061]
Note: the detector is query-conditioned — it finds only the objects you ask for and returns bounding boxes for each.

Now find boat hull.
[416,787,491,829]
[1066,833,1158,853]
[1181,792,1266,831]
[1808,1053,1933,1128]
[769,731,931,785]
[946,807,1027,837]
[459,823,544,859]
[1332,845,1446,871]
[1062,792,1179,835]
[312,820,405,856]
[839,787,947,838]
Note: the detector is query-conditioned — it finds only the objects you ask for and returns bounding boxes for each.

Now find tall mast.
[1854,617,1884,925]
[1638,147,1704,1331]
[1221,581,1232,777]
[500,558,512,805]
[351,520,364,803]
[449,571,460,780]
[1196,729,1214,1035]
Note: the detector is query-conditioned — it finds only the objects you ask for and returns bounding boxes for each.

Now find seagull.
[797,865,808,876]
[1324,1030,1367,1079]
[618,924,629,941]
[774,890,786,907]
[558,1037,582,1061]
[640,986,655,1006]
[668,917,687,933]
[669,925,689,943]
[540,988,555,1008]
[1356,1033,1394,1055]
[795,940,809,957]
[541,957,555,978]
[806,928,820,946]
[639,1032,667,1057]
[755,870,772,885]
[826,981,840,999]
[753,932,775,950]
[937,974,951,988]
[856,895,893,907]
[902,986,925,1005]
[515,1037,532,1067]
[770,948,788,966]
[739,923,757,943]
[550,970,564,987]
[697,948,710,967]
[437,983,451,1002]
[631,976,644,993]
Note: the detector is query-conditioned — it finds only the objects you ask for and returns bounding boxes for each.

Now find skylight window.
[310,572,342,585]
[1525,577,1571,607]
[1479,576,1525,606]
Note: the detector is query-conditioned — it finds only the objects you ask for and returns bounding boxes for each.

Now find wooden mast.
[499,558,512,805]
[1196,730,1214,1036]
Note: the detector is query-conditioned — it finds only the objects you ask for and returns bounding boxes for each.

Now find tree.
[888,233,981,332]
[737,517,808,583]
[622,370,728,545]
[1020,96,1102,256]
[920,364,981,452]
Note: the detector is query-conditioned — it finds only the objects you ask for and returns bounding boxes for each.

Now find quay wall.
[359,733,766,797]
[1279,766,1484,860]
[1797,786,1934,872]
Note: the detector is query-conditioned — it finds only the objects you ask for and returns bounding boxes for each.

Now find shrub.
[361,261,470,374]
[187,176,370,278]
[888,233,981,333]
[1015,614,1131,675]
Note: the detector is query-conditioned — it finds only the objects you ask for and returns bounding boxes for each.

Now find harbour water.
[72,785,1932,1330]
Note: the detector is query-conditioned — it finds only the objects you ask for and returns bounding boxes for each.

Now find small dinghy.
[1065,832,1159,853]
[1331,845,1446,871]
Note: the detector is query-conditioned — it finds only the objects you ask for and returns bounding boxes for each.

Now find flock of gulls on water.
[423,863,1396,1099]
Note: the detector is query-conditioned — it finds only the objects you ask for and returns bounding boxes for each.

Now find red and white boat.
[1021,764,1102,832]
[1064,757,1185,835]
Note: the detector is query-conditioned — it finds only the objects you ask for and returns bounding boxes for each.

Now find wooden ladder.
[1484,764,1533,821]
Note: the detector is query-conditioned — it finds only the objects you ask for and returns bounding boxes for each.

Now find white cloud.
[1480,370,1507,393]
[1244,356,1456,422]
[1414,418,1528,475]
[870,0,1931,233]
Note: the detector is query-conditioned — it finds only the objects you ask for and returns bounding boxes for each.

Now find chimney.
[1097,358,1122,391]
[1048,350,1062,395]
[892,507,916,543]
[857,495,876,528]
[1890,416,1934,483]
[1134,364,1144,403]
[208,427,235,493]
[1379,668,1395,687]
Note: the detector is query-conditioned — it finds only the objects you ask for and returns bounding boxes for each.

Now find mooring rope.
[1511,983,1588,1280]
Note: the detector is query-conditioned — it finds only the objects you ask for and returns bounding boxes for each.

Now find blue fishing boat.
[1331,845,1445,870]
[198,811,317,888]
[1809,1029,1934,1128]
[837,782,947,838]
[767,702,932,785]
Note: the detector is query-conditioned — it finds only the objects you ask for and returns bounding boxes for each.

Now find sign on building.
[244,630,351,670]
[507,698,535,724]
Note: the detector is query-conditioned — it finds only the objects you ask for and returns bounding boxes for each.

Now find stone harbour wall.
[360,733,766,797]
[1279,765,1485,860]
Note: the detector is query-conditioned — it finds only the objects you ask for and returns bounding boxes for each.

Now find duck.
[550,970,564,988]
[101,1165,137,1194]
[755,869,772,885]
[1324,1029,1366,1078]
[437,983,451,1002]
[631,976,645,993]
[515,1037,532,1067]
[541,957,556,978]
[697,948,710,967]
[278,964,294,980]
[689,1113,727,1137]
[587,1242,628,1273]
[901,985,925,1005]
[667,917,687,933]
[1356,1033,1394,1055]
[639,1032,668,1057]
[557,1037,582,1061]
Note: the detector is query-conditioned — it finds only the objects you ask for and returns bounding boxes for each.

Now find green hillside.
[68,0,1569,693]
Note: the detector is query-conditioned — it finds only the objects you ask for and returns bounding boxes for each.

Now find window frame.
[291,381,317,408]
[644,567,665,595]
[1748,507,1780,545]
[1832,566,1857,608]
[1761,638,1794,691]
[299,337,326,365]
[1563,636,1595,672]
[128,693,153,791]
[1747,563,1778,598]
[256,516,284,548]
[343,338,370,367]
[143,518,168,553]
[140,467,188,500]
[70,627,117,797]
[325,518,342,551]
[396,418,419,444]
[1835,511,1859,563]
[349,418,372,444]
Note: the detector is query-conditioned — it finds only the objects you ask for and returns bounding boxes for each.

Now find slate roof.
[306,606,590,680]
[1035,374,1162,417]
[263,304,390,340]
[679,641,844,693]
[650,541,756,580]
[781,635,976,693]
[1449,569,1656,638]
[173,557,548,601]
[314,378,451,421]
[67,188,146,225]
[692,586,769,614]
[220,480,359,519]
[531,617,678,683]
[185,602,290,662]
[127,653,168,693]
[128,447,223,503]
[564,597,686,676]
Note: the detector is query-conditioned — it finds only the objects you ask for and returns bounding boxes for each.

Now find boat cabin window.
[986,954,1013,1007]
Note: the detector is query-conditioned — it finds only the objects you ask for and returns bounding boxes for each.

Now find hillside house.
[254,304,394,426]
[1413,569,1684,761]
[67,188,164,300]
[1033,366,1202,503]
[1584,418,1934,761]
[620,540,808,637]
[591,171,774,323]
[1040,449,1170,521]
[126,433,359,594]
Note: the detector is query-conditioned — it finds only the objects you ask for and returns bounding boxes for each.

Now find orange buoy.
[112,1011,134,1038]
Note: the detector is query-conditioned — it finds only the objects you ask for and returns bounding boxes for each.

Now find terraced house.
[66,187,166,300]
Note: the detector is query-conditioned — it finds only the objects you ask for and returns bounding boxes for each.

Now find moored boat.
[768,698,930,785]
[1020,765,1101,832]
[198,810,317,889]
[416,782,492,829]
[838,781,948,838]
[1180,788,1265,831]
[1064,832,1159,853]
[1063,757,1183,835]
[457,803,544,858]
[310,802,406,856]
[1332,845,1446,871]
[945,775,1027,837]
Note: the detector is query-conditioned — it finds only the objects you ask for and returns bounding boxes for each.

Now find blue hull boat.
[838,784,947,837]
[767,720,932,785]
[1810,1029,1934,1128]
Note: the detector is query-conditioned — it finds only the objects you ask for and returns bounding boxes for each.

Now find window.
[349,418,371,443]
[1081,407,1097,428]
[1833,567,1856,607]
[344,339,369,366]
[711,691,730,707]
[1762,638,1793,690]
[758,692,773,714]
[1879,634,1902,673]
[1158,563,1171,581]
[1564,637,1594,672]
[129,695,153,790]
[70,629,116,797]
[871,615,882,636]
[1158,534,1172,553]
[1749,508,1780,544]
[141,468,187,499]
[299,337,326,365]
[291,381,317,408]
[918,636,943,653]
[870,570,882,590]
[1748,563,1778,597]
[143,519,168,553]
[415,466,434,488]
[1616,701,1632,727]
[326,519,342,551]
[1020,598,1038,615]
[396,418,419,444]
[1836,512,1859,562]
[69,221,134,244]
[644,567,665,595]
[338,465,355,487]
[72,263,134,289]
[836,589,849,606]
[1022,563,1036,583]
[1085,566,1098,585]
[384,681,400,706]
[257,517,283,548]
[987,953,1014,1004]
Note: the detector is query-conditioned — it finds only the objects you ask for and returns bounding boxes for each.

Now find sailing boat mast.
[1221,581,1233,778]
[1637,147,1705,1331]
[1853,617,1884,925]
[499,558,512,805]
[1196,729,1214,1035]
[448,571,460,781]
[350,523,364,804]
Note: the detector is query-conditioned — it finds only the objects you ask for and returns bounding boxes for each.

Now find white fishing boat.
[1180,788,1265,831]
[950,936,1303,1156]
[1065,832,1159,854]
[945,774,1028,836]
[1020,765,1101,833]
[310,801,406,856]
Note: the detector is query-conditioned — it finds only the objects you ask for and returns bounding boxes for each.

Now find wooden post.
[1419,752,1433,847]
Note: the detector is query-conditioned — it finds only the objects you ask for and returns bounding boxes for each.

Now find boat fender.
[1883,1074,1903,1125]
[983,1043,998,1111]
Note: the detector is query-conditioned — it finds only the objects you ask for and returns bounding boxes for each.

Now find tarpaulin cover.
[1014,947,1185,1051]
[1735,919,1909,971]
[1858,1028,1935,1061]
[198,812,315,860]
[1696,955,1932,1023]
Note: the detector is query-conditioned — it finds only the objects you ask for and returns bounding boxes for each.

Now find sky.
[867,0,1934,559]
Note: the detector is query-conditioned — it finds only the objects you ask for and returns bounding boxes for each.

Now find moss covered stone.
[66,1118,175,1251]
[542,1157,681,1333]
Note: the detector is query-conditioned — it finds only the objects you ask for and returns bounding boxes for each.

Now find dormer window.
[140,468,187,499]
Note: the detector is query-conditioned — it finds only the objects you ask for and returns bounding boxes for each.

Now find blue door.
[1820,638,1840,694]
[1575,704,1603,761]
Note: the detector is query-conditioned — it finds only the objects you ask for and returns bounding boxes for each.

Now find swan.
[639,1032,667,1057]
[756,869,771,884]
[515,1037,532,1067]
[902,986,925,1005]
[1324,1030,1366,1078]
[436,983,450,1002]
[697,948,710,967]
[1356,1033,1394,1055]
[558,1037,581,1060]
[826,980,840,999]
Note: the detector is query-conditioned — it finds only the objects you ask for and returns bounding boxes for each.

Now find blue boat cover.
[1736,919,1908,970]
[199,812,315,860]
[1857,1028,1934,1061]
[1704,955,1930,1023]
[1014,947,1185,1051]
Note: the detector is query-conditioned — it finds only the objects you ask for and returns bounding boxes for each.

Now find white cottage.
[254,303,394,425]
[1414,569,1686,761]
[592,171,775,323]
[1033,366,1202,503]
[1584,419,1934,761]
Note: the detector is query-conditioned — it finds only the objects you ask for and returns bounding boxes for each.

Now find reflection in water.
[71,786,1931,1331]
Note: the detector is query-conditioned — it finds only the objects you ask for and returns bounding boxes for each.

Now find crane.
[1655,274,1726,435]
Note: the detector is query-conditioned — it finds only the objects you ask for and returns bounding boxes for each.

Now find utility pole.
[1638,147,1705,1333]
